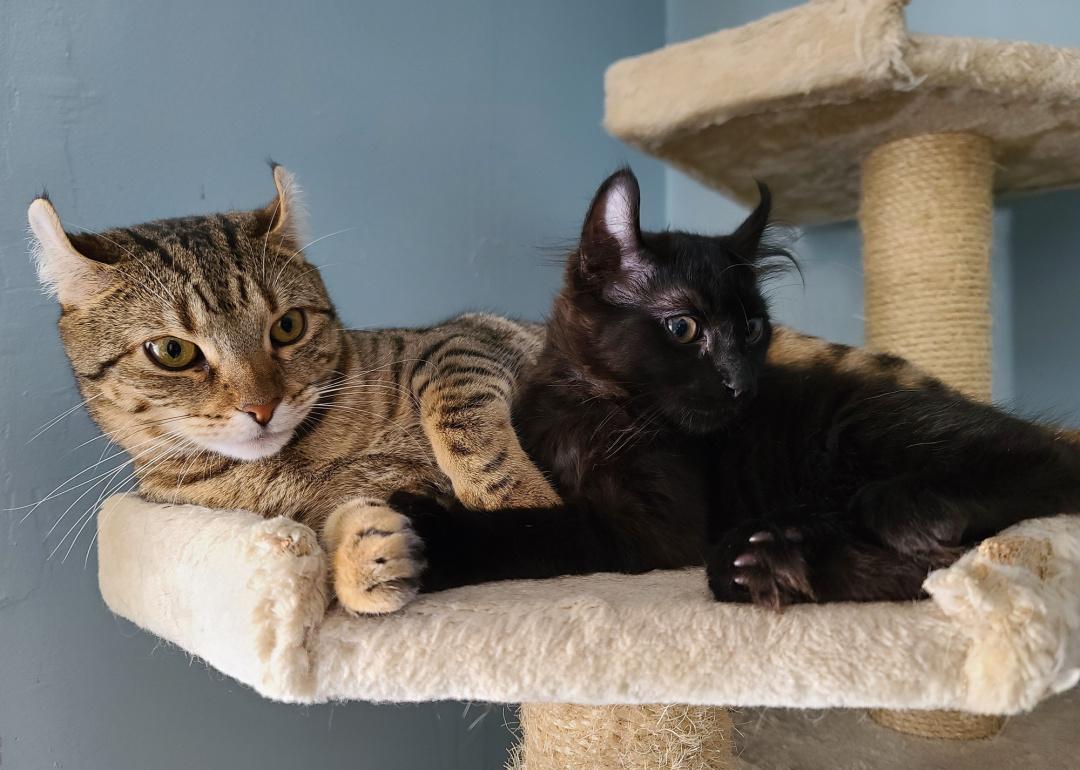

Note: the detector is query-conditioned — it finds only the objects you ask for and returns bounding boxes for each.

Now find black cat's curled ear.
[727,182,799,281]
[578,168,647,281]
[729,181,772,260]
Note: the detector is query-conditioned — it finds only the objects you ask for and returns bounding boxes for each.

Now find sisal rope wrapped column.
[860,132,994,402]
[511,703,733,769]
[860,132,1003,740]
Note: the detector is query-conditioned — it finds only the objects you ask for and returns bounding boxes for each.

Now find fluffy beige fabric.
[97,494,1080,713]
[604,0,1080,224]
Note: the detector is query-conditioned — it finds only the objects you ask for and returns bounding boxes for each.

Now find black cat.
[394,169,1080,608]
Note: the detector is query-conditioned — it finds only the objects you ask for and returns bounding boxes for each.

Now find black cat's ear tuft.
[729,181,772,260]
[728,182,800,280]
[578,168,646,280]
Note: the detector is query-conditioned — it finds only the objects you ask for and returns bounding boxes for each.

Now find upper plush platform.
[97,493,1080,712]
[604,0,1080,223]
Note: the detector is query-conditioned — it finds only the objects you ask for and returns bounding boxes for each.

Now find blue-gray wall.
[5,2,1080,768]
[666,0,1080,420]
[0,3,664,769]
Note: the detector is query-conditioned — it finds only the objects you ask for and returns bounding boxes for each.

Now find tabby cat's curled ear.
[257,163,308,248]
[728,181,772,261]
[578,168,648,282]
[27,196,116,306]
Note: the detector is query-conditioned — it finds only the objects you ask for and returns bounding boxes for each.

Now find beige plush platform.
[97,493,1080,713]
[605,0,1080,224]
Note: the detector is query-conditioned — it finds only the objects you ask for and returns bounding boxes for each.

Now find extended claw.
[733,553,759,568]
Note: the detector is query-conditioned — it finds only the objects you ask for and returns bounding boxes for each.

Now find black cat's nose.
[721,371,754,399]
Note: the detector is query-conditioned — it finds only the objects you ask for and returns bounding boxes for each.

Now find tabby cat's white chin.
[199,430,296,461]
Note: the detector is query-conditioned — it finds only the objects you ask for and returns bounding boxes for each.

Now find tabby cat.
[28,165,559,614]
[394,169,1080,608]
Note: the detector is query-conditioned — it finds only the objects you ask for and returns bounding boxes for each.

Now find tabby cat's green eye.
[270,309,306,346]
[144,336,202,370]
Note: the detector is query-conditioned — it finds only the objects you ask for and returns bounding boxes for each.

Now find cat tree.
[92,1,1080,767]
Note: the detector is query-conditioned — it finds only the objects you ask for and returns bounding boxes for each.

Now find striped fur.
[29,166,558,614]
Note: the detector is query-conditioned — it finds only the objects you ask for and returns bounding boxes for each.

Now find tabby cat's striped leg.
[322,496,423,615]
[416,374,561,511]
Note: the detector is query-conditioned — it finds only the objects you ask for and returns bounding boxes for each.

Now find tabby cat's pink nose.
[240,398,281,427]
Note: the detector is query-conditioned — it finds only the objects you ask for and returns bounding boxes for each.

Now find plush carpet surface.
[98,494,1080,712]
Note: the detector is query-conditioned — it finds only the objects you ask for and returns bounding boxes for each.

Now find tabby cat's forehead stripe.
[217,214,242,259]
[124,228,178,272]
[105,214,299,321]
[81,349,130,381]
[191,283,218,314]
[175,300,196,333]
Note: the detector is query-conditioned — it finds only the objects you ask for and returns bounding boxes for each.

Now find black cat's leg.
[388,492,630,592]
[707,514,954,608]
[852,476,971,561]
[853,452,1080,561]
[853,417,1080,556]
[812,540,957,602]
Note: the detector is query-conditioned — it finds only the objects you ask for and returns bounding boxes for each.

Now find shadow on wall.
[1008,189,1080,425]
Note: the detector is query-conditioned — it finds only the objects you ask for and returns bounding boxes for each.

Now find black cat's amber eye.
[270,309,306,346]
[746,317,765,344]
[144,336,202,370]
[664,315,700,344]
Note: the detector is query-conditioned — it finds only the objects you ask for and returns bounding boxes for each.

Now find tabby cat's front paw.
[498,469,563,509]
[456,457,562,510]
[327,500,424,615]
[707,524,815,610]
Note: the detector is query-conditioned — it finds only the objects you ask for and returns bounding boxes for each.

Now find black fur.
[396,169,1080,609]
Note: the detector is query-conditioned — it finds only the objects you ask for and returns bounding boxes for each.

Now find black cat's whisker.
[605,405,664,460]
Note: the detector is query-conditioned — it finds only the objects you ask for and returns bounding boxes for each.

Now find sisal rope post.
[511,703,734,770]
[860,132,1003,740]
[860,132,994,402]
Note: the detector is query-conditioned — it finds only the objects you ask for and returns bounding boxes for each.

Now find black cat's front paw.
[707,524,816,610]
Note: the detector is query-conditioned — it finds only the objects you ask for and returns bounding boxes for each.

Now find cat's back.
[342,312,545,398]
